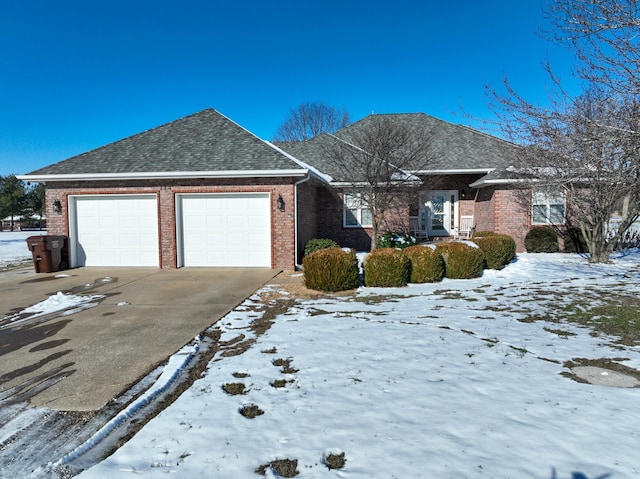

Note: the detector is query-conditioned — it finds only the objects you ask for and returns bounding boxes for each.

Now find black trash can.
[26,235,69,273]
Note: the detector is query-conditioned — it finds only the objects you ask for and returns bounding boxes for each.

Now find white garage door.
[72,195,159,267]
[179,193,271,267]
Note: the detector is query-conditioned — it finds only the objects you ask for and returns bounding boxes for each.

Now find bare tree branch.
[323,115,432,250]
[272,101,351,142]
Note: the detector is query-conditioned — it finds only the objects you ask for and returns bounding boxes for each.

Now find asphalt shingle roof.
[279,113,521,182]
[25,109,306,177]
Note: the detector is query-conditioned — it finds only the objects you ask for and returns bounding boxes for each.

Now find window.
[532,189,566,225]
[343,191,373,227]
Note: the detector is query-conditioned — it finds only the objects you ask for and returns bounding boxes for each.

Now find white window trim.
[532,189,566,225]
[343,191,373,228]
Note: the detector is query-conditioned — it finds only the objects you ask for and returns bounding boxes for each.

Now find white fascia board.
[415,168,495,175]
[17,169,309,183]
[469,177,535,188]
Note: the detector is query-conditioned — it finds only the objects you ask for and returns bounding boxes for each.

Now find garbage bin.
[26,235,69,273]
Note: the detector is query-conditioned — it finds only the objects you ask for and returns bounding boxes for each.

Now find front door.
[422,190,458,236]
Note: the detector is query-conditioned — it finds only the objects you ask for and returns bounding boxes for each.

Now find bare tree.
[273,101,351,142]
[324,115,432,250]
[544,0,640,94]
[487,0,640,263]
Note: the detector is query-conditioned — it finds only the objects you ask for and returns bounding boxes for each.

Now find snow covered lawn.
[0,230,36,267]
[66,251,640,479]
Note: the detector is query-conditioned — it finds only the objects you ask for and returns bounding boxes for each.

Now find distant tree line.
[0,175,45,231]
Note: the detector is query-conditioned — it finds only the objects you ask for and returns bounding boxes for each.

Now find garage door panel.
[180,194,271,267]
[74,196,159,267]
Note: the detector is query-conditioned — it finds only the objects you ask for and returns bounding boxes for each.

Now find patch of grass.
[262,347,277,354]
[509,345,529,357]
[222,382,248,395]
[272,358,299,374]
[538,356,561,364]
[270,379,294,388]
[249,298,297,336]
[563,295,640,346]
[232,372,250,378]
[323,452,347,470]
[543,327,577,338]
[351,294,405,305]
[255,458,299,477]
[518,313,557,323]
[433,290,463,300]
[239,403,264,418]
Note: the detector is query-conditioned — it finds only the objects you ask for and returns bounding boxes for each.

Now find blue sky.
[0,0,578,177]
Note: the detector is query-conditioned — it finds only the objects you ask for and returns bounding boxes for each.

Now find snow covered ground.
[1,236,640,478]
[0,230,36,267]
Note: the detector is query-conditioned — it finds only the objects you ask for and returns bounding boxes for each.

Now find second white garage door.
[179,193,271,267]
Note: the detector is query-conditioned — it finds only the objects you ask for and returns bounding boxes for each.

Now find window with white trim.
[532,188,566,225]
[343,191,373,227]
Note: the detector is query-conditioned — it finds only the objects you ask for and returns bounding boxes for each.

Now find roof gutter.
[469,177,534,188]
[414,168,495,175]
[17,169,310,183]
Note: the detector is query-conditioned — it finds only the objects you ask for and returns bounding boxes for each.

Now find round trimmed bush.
[376,232,418,249]
[525,227,559,253]
[402,245,445,283]
[435,241,485,279]
[304,238,340,257]
[303,247,360,292]
[363,248,410,287]
[471,233,516,270]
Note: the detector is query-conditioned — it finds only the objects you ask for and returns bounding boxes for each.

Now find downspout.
[294,174,311,270]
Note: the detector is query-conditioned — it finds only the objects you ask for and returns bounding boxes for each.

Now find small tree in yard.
[488,0,640,263]
[0,175,27,231]
[272,101,351,142]
[323,115,432,251]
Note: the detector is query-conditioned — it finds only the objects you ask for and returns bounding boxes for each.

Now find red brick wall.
[296,180,318,263]
[474,187,496,234]
[316,187,372,251]
[493,187,530,252]
[44,178,298,270]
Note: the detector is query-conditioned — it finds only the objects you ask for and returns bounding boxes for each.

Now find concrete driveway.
[0,266,278,411]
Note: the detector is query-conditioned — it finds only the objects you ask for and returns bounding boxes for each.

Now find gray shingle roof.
[336,113,519,172]
[278,113,520,183]
[24,109,307,178]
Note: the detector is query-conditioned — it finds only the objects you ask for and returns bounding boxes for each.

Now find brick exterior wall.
[492,187,530,252]
[295,180,318,263]
[315,186,372,251]
[474,186,496,234]
[45,177,298,270]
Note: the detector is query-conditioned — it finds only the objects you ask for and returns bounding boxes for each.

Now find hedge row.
[302,233,517,291]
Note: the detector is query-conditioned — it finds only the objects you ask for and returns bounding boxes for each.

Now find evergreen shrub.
[525,227,559,253]
[471,233,516,270]
[363,248,411,287]
[376,232,417,249]
[302,247,360,292]
[435,242,485,279]
[402,245,445,283]
[304,238,340,256]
